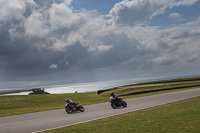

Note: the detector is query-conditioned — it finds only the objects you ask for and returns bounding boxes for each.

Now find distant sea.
[2,75,200,95]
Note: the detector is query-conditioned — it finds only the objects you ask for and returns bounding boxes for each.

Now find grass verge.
[43,96,200,133]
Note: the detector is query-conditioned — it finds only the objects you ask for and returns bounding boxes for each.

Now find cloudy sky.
[0,0,200,88]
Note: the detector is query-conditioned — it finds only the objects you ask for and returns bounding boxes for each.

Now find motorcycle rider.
[110,92,119,103]
[65,98,77,106]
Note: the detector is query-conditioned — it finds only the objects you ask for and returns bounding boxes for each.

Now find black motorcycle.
[110,96,127,109]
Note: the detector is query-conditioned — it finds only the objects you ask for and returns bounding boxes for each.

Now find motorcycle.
[110,96,127,109]
[65,102,85,114]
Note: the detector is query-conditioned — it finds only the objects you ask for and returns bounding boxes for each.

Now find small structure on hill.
[29,88,50,95]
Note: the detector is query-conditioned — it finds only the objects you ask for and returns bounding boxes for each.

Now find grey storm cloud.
[0,0,200,88]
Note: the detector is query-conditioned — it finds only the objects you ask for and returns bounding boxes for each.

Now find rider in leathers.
[110,92,119,103]
[65,98,77,107]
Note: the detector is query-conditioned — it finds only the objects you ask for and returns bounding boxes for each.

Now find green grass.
[1,77,200,117]
[106,79,200,96]
[0,92,108,117]
[43,96,200,133]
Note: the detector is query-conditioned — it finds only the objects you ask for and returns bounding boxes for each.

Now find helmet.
[65,98,70,103]
[111,92,114,97]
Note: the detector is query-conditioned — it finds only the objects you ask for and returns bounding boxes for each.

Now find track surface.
[1,88,200,133]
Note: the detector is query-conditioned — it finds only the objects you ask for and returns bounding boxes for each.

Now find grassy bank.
[0,77,200,117]
[43,96,200,133]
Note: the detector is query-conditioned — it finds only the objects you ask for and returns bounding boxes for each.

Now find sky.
[0,0,200,89]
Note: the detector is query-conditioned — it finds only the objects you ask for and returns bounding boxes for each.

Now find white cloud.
[0,0,23,21]
[25,11,49,38]
[89,45,113,53]
[50,38,68,51]
[109,0,198,26]
[49,2,79,30]
[0,0,36,21]
[49,64,58,69]
[169,13,185,22]
[63,0,73,6]
[173,0,198,7]
[109,0,164,26]
[97,45,113,52]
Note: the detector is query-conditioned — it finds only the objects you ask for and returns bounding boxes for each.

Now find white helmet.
[65,98,70,103]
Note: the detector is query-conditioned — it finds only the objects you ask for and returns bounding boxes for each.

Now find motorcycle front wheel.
[65,108,73,114]
[111,102,117,109]
[122,101,127,107]
[79,105,85,112]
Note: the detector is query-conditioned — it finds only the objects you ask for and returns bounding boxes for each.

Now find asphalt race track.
[1,88,200,133]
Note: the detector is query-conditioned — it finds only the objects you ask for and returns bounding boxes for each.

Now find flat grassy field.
[43,96,200,133]
[0,77,200,117]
